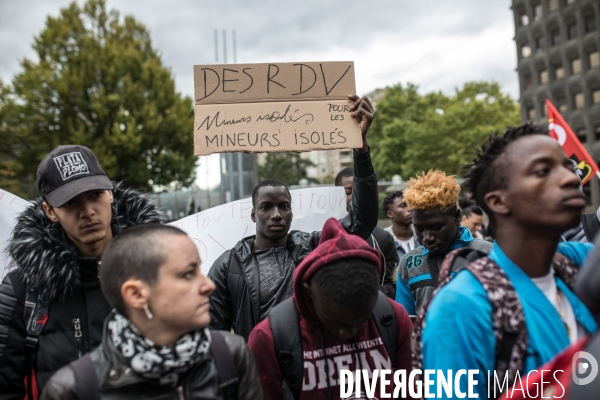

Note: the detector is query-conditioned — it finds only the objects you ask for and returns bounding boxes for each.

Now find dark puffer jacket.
[0,185,163,399]
[39,326,263,400]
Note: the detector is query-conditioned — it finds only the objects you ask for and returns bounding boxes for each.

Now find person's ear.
[42,201,59,223]
[386,210,393,219]
[251,208,256,223]
[454,208,462,225]
[484,190,510,217]
[108,190,114,204]
[121,279,151,311]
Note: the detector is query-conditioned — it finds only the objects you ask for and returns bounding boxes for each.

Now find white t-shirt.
[530,269,585,344]
[396,237,417,254]
[384,225,417,254]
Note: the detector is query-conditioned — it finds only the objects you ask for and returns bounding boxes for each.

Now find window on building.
[574,92,585,109]
[524,74,533,88]
[519,10,529,26]
[548,0,559,11]
[568,22,578,39]
[572,57,582,74]
[550,29,561,46]
[522,44,532,58]
[555,65,565,79]
[565,0,576,5]
[577,128,588,143]
[541,102,548,116]
[535,36,545,51]
[590,51,600,69]
[534,4,543,20]
[593,89,600,105]
[595,125,600,141]
[559,101,568,113]
[539,69,549,84]
[527,107,536,120]
[585,15,597,33]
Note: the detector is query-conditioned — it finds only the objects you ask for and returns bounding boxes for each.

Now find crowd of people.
[1,93,599,400]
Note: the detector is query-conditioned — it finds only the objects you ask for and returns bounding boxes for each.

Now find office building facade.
[512,0,600,206]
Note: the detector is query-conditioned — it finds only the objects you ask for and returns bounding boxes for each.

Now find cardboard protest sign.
[170,186,347,274]
[193,61,362,156]
[0,190,29,280]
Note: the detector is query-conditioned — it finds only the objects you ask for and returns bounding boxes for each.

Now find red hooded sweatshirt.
[248,218,413,400]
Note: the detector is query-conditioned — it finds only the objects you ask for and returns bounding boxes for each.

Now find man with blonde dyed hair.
[395,170,492,317]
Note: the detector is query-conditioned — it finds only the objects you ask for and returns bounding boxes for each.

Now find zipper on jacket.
[73,318,83,359]
[97,260,102,278]
[176,386,185,400]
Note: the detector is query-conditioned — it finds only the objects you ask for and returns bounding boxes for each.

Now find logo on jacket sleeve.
[405,255,423,270]
[53,152,90,180]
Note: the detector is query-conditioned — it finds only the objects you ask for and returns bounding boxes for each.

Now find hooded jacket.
[39,322,263,400]
[0,184,163,399]
[208,150,378,340]
[247,218,413,400]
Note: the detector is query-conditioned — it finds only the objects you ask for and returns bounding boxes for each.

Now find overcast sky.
[0,0,519,189]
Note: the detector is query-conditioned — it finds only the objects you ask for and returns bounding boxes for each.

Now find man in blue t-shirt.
[421,123,598,399]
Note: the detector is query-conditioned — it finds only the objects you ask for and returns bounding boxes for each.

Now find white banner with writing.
[170,186,347,274]
[0,186,347,279]
[0,190,30,280]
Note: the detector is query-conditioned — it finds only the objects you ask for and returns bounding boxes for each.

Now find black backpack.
[268,291,399,400]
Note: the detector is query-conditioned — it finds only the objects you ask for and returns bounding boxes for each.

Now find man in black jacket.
[208,95,379,340]
[0,145,163,399]
[335,167,398,299]
[40,224,262,400]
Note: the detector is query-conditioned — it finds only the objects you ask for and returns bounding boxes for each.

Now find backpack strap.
[210,330,239,400]
[71,353,100,400]
[269,298,302,400]
[371,292,398,363]
[23,285,50,400]
[426,255,441,288]
[552,253,579,291]
[412,250,528,397]
[465,258,527,388]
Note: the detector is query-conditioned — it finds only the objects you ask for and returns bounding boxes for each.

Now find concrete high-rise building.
[512,0,600,206]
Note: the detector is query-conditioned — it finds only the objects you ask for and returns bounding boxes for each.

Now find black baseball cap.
[37,145,113,207]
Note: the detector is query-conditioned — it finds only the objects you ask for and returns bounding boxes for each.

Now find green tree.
[369,81,520,181]
[0,0,195,198]
[258,153,315,187]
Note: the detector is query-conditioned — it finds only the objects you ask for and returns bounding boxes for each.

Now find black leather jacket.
[40,329,263,400]
[367,226,399,299]
[208,150,378,340]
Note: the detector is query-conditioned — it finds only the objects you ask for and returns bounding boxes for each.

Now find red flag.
[547,99,599,184]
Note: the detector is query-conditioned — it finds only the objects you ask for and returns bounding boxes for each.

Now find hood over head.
[7,182,164,300]
[292,217,381,319]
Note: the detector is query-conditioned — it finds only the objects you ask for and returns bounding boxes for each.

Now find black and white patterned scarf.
[107,311,211,386]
